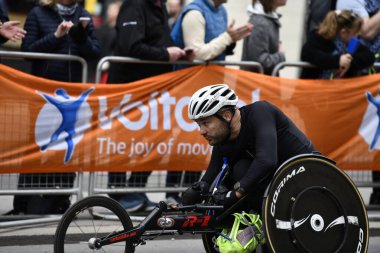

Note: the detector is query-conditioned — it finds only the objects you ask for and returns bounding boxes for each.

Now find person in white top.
[171,0,253,61]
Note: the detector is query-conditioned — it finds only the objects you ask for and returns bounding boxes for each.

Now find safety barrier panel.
[1,54,379,225]
[0,51,87,228]
[271,61,380,77]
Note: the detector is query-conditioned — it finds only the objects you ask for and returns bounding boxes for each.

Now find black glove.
[69,23,88,44]
[213,185,238,208]
[191,181,210,194]
[181,181,210,205]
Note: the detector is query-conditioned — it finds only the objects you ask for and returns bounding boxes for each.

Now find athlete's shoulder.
[242,100,272,111]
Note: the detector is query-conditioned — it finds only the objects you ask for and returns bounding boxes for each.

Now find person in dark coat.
[301,10,375,79]
[106,0,186,213]
[21,0,101,82]
[10,0,100,215]
[107,0,185,84]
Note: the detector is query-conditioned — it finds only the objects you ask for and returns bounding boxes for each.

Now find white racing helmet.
[188,84,238,120]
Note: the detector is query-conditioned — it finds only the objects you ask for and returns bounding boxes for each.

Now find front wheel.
[54,195,135,253]
[202,233,221,253]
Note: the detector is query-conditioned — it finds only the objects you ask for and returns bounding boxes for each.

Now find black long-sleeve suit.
[108,0,175,84]
[202,101,316,193]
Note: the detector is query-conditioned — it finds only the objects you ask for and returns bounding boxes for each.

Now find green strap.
[329,71,335,80]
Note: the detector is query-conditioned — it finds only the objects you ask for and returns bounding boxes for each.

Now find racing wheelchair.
[54,154,369,253]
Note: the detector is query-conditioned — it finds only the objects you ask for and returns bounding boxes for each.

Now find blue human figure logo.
[366,91,380,151]
[37,87,94,163]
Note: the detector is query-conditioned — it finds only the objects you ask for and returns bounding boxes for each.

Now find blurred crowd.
[1,0,380,214]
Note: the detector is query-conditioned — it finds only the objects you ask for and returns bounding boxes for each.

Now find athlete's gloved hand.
[213,185,238,208]
[181,181,210,205]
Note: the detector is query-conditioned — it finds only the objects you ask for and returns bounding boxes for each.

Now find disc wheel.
[262,154,369,253]
[54,195,135,253]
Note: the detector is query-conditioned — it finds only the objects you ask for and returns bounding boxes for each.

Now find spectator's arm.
[360,11,380,41]
[21,10,63,53]
[182,10,232,61]
[0,21,26,42]
[115,2,169,61]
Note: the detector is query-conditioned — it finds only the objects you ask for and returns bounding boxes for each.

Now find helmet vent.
[210,86,223,95]
[197,100,208,115]
[221,89,230,96]
[199,90,207,97]
[207,101,219,112]
[191,101,198,115]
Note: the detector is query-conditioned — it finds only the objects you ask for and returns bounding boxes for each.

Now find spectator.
[21,0,101,82]
[0,0,26,44]
[107,0,186,212]
[171,0,253,62]
[241,0,287,75]
[167,0,184,29]
[300,10,375,79]
[336,0,380,204]
[11,0,100,215]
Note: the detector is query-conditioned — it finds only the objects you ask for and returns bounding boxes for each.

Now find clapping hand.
[54,21,74,38]
[0,21,26,42]
[227,19,253,42]
[338,53,353,77]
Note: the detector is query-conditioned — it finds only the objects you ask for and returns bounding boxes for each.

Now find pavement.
[0,191,379,252]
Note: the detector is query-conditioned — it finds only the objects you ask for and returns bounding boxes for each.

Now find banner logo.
[35,87,94,163]
[359,91,380,151]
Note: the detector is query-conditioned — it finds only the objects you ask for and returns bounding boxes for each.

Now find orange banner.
[1,64,380,173]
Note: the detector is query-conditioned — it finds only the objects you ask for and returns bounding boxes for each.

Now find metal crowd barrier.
[271,61,380,77]
[0,50,88,82]
[95,56,263,83]
[271,61,315,76]
[0,51,87,227]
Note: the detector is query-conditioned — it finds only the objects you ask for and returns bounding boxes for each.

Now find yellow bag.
[216,212,265,253]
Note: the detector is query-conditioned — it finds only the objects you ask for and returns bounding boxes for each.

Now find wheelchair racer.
[182,84,317,214]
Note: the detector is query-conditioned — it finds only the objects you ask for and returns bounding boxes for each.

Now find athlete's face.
[195,115,229,146]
